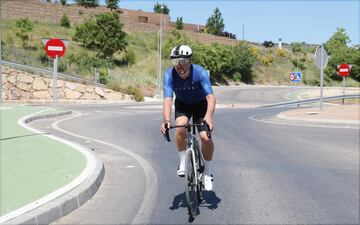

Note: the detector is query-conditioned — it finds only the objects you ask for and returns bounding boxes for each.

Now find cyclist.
[160,44,216,191]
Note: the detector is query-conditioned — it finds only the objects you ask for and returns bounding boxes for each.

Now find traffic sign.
[290,72,301,82]
[45,38,66,58]
[315,45,328,110]
[315,46,328,69]
[337,64,350,77]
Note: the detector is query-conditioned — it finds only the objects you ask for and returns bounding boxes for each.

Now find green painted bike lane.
[0,105,86,217]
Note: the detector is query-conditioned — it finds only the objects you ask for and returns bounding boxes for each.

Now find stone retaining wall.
[1,66,134,102]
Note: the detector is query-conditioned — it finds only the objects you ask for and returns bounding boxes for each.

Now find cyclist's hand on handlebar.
[203,116,214,130]
[202,117,214,138]
[160,120,171,135]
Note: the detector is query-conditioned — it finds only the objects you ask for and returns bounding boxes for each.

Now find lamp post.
[157,5,163,98]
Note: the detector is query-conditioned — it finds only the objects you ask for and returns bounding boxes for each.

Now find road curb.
[3,111,105,225]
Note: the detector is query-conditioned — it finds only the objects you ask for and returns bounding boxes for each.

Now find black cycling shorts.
[175,99,208,133]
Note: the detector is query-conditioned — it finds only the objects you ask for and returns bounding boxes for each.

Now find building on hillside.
[3,0,238,45]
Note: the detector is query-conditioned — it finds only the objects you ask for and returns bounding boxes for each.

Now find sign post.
[315,46,328,110]
[289,72,302,100]
[43,38,68,107]
[337,64,351,104]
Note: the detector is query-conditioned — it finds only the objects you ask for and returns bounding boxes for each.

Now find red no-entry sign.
[45,38,66,58]
[338,64,350,77]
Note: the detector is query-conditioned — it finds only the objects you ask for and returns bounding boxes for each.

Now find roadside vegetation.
[1,9,359,101]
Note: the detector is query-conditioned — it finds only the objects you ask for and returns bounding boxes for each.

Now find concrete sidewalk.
[0,105,104,224]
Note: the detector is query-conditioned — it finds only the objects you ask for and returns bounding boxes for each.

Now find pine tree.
[205,7,224,36]
[106,0,119,10]
[153,2,170,14]
[175,17,183,30]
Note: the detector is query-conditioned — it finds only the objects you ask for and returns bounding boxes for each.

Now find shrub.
[126,86,144,102]
[262,55,273,66]
[291,59,306,70]
[124,49,136,65]
[15,18,33,47]
[233,72,241,82]
[277,48,287,57]
[251,47,259,59]
[60,13,71,28]
[75,0,98,7]
[99,67,109,84]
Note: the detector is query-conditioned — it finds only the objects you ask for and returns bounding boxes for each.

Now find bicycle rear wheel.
[185,150,199,219]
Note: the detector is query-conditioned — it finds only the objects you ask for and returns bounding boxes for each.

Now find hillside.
[2,3,359,98]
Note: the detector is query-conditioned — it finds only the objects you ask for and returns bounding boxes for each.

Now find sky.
[73,0,360,45]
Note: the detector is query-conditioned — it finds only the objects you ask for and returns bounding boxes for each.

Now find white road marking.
[51,112,158,225]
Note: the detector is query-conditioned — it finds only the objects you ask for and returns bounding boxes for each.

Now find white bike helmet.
[170,45,192,59]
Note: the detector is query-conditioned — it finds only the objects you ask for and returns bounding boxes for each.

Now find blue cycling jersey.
[163,64,213,104]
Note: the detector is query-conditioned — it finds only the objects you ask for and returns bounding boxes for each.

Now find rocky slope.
[1,66,134,103]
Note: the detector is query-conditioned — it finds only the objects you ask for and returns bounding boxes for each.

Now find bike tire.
[184,150,199,219]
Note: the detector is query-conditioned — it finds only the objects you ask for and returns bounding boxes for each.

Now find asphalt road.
[29,86,359,224]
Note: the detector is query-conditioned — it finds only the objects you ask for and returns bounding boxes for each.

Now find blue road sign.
[290,72,302,82]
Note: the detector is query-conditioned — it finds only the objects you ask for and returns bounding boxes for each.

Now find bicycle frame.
[185,126,204,188]
[164,120,210,219]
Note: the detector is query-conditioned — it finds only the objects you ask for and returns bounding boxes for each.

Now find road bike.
[164,120,211,219]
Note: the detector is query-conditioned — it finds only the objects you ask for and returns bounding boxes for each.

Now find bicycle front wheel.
[185,150,199,219]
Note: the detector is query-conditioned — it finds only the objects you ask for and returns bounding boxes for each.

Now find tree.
[75,0,99,7]
[324,27,351,55]
[60,0,67,5]
[60,13,71,28]
[262,41,274,48]
[15,18,33,47]
[153,2,170,14]
[175,17,183,30]
[106,0,119,10]
[205,7,224,36]
[323,28,359,81]
[231,42,256,83]
[73,12,127,59]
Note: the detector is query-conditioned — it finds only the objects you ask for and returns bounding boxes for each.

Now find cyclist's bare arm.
[161,97,173,134]
[163,97,173,121]
[204,94,216,129]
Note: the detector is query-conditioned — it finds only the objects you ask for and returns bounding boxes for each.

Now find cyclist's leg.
[175,99,191,176]
[194,100,214,191]
[174,99,191,151]
[194,100,214,161]
[198,131,214,160]
[175,116,188,150]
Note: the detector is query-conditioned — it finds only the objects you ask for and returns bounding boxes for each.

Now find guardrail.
[260,94,360,108]
[2,60,106,87]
